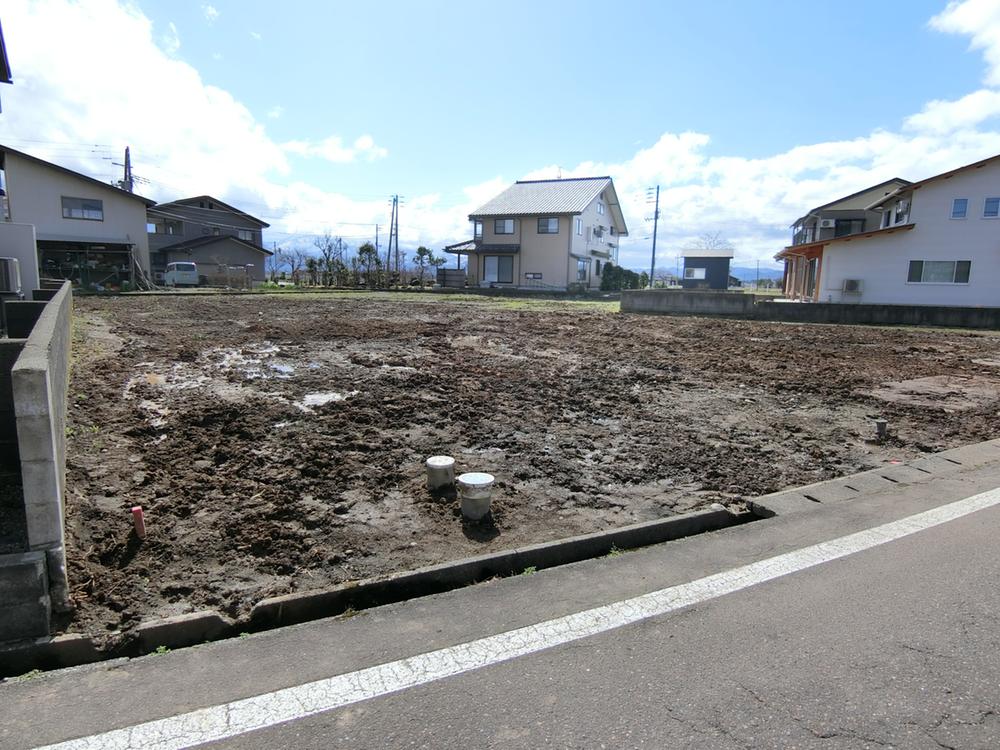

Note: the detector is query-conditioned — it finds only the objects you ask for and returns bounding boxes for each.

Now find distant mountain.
[729,265,783,282]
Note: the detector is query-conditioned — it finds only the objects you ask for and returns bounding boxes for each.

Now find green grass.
[521,566,537,576]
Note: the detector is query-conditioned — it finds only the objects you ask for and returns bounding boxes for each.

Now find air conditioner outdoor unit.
[0,257,22,296]
[819,219,836,229]
[842,278,862,294]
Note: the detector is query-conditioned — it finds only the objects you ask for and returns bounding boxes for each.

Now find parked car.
[164,261,199,287]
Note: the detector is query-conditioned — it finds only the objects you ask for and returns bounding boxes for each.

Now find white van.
[164,261,199,287]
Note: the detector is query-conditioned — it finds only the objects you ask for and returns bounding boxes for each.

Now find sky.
[3,0,1000,271]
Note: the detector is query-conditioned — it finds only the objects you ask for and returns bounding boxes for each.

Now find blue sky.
[4,0,1000,269]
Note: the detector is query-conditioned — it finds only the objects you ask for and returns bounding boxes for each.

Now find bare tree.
[691,231,734,252]
[314,232,345,286]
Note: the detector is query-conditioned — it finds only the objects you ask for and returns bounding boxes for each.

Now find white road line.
[35,487,1000,750]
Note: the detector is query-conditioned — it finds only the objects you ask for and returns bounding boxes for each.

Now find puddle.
[296,391,360,411]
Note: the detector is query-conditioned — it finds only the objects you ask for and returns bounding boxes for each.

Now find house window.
[474,220,483,239]
[984,197,1000,218]
[575,218,583,235]
[595,260,601,276]
[834,219,864,237]
[494,218,514,235]
[684,267,707,280]
[61,196,103,221]
[596,201,605,215]
[907,260,971,284]
[484,255,513,283]
[149,219,182,235]
[537,217,559,234]
[951,198,968,219]
[237,229,254,242]
[577,259,588,281]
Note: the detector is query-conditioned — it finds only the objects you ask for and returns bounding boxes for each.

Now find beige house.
[458,176,628,290]
[0,144,153,291]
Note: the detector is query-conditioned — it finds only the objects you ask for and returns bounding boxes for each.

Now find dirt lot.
[62,292,1000,642]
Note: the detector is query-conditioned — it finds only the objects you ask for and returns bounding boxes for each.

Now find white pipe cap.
[457,472,494,488]
[426,455,455,469]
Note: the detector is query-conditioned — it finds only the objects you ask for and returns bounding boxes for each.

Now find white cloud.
[282,134,388,163]
[931,0,1000,85]
[5,0,1000,269]
[267,105,284,119]
[160,20,180,55]
[249,30,261,40]
[202,4,219,24]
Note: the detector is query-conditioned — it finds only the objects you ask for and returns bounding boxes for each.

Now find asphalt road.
[205,502,1000,750]
[4,453,1000,750]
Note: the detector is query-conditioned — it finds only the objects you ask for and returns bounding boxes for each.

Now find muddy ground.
[61,292,1000,642]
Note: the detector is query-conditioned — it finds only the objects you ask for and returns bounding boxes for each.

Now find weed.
[64,426,76,437]
[12,668,43,682]
[521,566,537,575]
[606,545,624,558]
[154,645,171,655]
[238,632,250,639]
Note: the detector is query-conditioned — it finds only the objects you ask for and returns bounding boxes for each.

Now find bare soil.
[61,292,1000,642]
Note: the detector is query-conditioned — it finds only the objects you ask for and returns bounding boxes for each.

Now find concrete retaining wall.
[621,290,1000,329]
[3,301,47,338]
[621,290,758,316]
[0,551,50,641]
[11,281,72,618]
[0,339,27,468]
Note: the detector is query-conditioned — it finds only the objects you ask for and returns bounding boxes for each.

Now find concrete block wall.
[621,290,1000,330]
[621,290,759,316]
[3,301,47,338]
[0,551,50,640]
[12,281,72,616]
[0,339,27,469]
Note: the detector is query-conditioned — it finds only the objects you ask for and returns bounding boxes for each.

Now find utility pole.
[646,185,660,288]
[115,146,133,192]
[384,197,396,282]
[393,196,400,277]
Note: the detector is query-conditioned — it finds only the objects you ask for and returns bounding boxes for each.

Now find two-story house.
[780,177,910,301]
[460,176,628,290]
[778,154,1000,306]
[0,144,154,292]
[147,196,271,283]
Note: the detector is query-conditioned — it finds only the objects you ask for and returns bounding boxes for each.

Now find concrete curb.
[0,504,741,677]
[0,634,99,677]
[135,611,235,654]
[249,504,742,630]
[749,438,1000,518]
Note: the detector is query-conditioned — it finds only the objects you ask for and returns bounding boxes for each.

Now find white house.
[778,154,1000,306]
[0,144,154,292]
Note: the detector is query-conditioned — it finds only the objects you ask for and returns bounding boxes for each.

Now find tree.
[304,256,319,286]
[314,233,345,286]
[355,242,383,289]
[690,231,734,252]
[412,246,445,287]
[599,264,645,291]
[653,266,677,288]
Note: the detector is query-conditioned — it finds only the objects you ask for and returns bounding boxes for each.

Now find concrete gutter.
[0,504,740,676]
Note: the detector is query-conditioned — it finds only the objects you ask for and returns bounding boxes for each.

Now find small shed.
[681,248,734,290]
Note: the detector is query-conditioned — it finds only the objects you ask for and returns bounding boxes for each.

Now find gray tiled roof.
[469,177,611,218]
